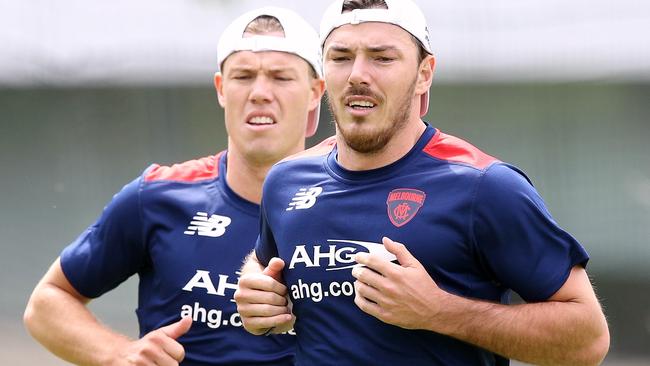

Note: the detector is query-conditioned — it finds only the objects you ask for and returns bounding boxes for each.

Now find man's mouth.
[248,116,275,125]
[347,100,376,110]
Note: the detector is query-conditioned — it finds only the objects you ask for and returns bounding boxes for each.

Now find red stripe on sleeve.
[144,151,223,182]
[423,130,498,170]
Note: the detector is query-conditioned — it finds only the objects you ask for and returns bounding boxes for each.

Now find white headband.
[218,6,322,78]
[320,0,432,55]
[319,0,433,117]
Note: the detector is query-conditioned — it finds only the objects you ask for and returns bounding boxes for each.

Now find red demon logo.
[386,188,426,227]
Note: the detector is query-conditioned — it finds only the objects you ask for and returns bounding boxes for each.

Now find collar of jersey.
[325,123,436,184]
[217,151,260,216]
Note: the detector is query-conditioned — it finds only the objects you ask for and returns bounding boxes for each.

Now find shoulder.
[263,136,335,190]
[422,130,499,171]
[419,129,535,199]
[269,136,335,175]
[281,136,336,164]
[143,151,224,183]
[483,163,533,186]
[478,162,537,198]
[474,162,541,215]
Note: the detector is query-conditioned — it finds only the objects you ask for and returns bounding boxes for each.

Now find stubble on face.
[327,76,417,154]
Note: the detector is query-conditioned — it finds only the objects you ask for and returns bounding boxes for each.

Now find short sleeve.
[60,176,147,298]
[471,163,589,302]
[254,195,279,266]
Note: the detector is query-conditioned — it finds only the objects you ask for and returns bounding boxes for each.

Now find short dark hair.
[242,15,318,79]
[341,0,428,64]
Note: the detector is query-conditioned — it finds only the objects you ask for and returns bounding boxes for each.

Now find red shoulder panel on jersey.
[144,151,223,182]
[422,130,498,170]
[280,136,337,163]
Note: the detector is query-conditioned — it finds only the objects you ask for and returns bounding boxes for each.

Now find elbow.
[23,283,59,337]
[548,316,610,366]
[23,302,34,330]
[584,310,611,366]
[23,292,42,336]
[568,322,610,366]
[583,328,610,366]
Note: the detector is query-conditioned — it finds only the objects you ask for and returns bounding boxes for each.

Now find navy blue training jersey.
[61,151,295,366]
[255,125,589,366]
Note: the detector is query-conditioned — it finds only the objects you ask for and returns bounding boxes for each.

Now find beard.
[327,78,417,154]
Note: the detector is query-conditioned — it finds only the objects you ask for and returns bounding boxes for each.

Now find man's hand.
[235,257,295,335]
[116,316,192,366]
[352,236,446,330]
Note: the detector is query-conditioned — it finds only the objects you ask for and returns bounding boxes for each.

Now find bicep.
[39,257,91,304]
[547,265,599,307]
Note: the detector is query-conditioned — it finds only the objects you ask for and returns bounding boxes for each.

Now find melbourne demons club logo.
[386,188,426,227]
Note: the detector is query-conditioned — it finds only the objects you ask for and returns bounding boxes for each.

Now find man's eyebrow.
[227,65,254,73]
[226,66,300,76]
[328,45,352,53]
[267,66,298,73]
[367,45,400,53]
[327,45,401,53]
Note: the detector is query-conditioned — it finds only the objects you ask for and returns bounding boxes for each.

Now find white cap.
[217,7,322,137]
[320,0,433,117]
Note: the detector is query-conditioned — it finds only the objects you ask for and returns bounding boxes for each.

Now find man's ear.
[214,72,226,107]
[415,55,435,96]
[309,77,326,111]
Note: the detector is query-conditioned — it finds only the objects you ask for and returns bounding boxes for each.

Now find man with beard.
[234,0,609,365]
[24,7,325,366]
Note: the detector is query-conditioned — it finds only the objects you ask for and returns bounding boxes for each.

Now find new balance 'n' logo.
[286,187,323,211]
[184,212,231,237]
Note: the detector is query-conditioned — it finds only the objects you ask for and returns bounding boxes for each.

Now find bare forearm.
[430,293,608,365]
[240,250,264,276]
[24,262,131,366]
[24,283,131,365]
[353,241,609,365]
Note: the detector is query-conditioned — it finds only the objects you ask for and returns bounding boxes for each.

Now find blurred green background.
[1,83,648,364]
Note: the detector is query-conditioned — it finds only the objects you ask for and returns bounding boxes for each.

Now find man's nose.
[348,56,371,86]
[249,76,274,104]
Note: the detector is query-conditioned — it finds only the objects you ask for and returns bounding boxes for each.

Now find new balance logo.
[184,212,231,237]
[286,187,323,211]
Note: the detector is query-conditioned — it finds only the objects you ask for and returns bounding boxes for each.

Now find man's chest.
[271,177,477,291]
[143,199,259,297]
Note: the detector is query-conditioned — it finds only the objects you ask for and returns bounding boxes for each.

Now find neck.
[337,119,426,171]
[224,150,271,204]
